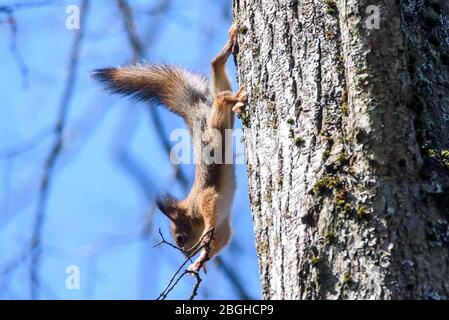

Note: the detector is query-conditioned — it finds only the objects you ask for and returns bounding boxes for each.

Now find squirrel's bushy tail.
[92,64,210,125]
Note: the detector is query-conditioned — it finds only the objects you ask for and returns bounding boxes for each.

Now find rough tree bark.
[233,0,449,299]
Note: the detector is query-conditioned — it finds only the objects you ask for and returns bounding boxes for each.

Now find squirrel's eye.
[175,234,185,246]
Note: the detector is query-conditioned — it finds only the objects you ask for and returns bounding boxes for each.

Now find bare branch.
[110,105,157,201]
[116,0,144,60]
[0,10,28,86]
[0,128,52,159]
[145,105,188,188]
[0,246,31,277]
[0,98,110,233]
[156,228,215,300]
[153,228,184,253]
[115,0,188,189]
[0,1,57,12]
[145,0,172,16]
[0,1,59,87]
[187,271,202,300]
[29,0,90,299]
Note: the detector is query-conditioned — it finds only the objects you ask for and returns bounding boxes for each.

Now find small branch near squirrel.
[188,271,202,300]
[153,228,184,253]
[156,228,215,300]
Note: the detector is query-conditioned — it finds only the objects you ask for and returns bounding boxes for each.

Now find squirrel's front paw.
[187,261,201,273]
[232,87,247,116]
[188,247,210,273]
[188,258,207,274]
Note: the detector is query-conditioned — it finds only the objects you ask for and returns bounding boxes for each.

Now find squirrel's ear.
[156,194,179,223]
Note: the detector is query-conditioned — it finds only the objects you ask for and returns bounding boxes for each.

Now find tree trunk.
[233,0,449,299]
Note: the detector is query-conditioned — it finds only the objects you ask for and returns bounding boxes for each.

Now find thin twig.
[0,10,28,86]
[0,246,32,277]
[115,0,188,189]
[156,228,214,300]
[145,0,172,16]
[111,105,157,201]
[116,0,144,60]
[0,1,57,11]
[0,128,52,159]
[0,1,58,87]
[29,0,90,300]
[153,228,184,252]
[153,228,194,265]
[188,271,202,300]
[0,98,110,233]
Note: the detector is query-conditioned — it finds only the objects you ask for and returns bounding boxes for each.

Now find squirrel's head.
[156,194,203,255]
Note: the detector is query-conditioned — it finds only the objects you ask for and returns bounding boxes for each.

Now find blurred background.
[0,0,260,299]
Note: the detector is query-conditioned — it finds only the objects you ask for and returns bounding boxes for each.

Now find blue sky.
[0,0,261,299]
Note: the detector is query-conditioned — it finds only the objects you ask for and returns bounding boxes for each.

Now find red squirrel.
[93,23,246,272]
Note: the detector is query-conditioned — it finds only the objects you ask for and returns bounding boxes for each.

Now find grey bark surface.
[233,0,449,299]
